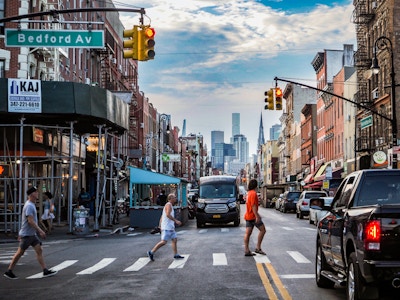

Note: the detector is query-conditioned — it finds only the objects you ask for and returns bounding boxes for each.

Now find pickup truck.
[315,169,400,300]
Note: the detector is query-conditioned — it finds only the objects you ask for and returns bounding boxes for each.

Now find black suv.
[280,191,301,213]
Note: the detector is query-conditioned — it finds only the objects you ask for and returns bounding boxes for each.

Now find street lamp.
[371,36,397,169]
[158,113,170,173]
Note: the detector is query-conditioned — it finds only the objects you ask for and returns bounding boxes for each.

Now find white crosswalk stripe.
[123,257,150,272]
[168,255,189,269]
[27,260,78,279]
[213,253,227,266]
[287,251,311,263]
[77,258,116,275]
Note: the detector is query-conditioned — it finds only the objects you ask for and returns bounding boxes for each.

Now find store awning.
[304,174,313,184]
[314,163,334,182]
[304,181,323,189]
[128,166,181,184]
[314,166,343,182]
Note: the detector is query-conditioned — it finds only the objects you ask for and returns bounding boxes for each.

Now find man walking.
[147,193,184,261]
[4,186,57,279]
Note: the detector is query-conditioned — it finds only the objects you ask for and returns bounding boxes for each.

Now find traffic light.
[0,165,9,177]
[123,25,139,60]
[264,88,274,110]
[275,87,283,110]
[138,25,155,61]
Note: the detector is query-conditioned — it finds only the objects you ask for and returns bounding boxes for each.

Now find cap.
[27,186,37,196]
[44,191,53,198]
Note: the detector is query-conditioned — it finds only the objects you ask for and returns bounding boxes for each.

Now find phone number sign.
[8,79,42,113]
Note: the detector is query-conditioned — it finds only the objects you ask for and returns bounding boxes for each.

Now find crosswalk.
[1,226,316,279]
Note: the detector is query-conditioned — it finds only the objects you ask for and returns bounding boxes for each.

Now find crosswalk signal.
[265,89,274,110]
[275,87,283,110]
[0,165,9,177]
[138,25,155,61]
[123,25,139,60]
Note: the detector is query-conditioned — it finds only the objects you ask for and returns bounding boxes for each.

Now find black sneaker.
[147,251,154,261]
[4,270,18,279]
[174,254,184,259]
[43,269,57,278]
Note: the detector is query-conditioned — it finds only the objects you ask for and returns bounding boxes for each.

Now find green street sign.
[5,29,104,48]
[360,115,373,129]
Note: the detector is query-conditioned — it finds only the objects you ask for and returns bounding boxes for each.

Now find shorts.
[19,235,42,250]
[161,229,177,241]
[245,219,264,229]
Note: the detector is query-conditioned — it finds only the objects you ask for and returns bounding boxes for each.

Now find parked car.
[280,191,301,213]
[238,185,247,204]
[308,196,333,225]
[296,190,328,219]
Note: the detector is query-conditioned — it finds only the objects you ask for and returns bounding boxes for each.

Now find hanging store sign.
[8,79,41,113]
[360,115,373,129]
[5,29,104,48]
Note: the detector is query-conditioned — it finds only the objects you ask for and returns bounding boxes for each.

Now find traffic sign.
[5,29,104,48]
[360,115,373,129]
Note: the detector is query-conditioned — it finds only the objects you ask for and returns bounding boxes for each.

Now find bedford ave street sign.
[5,29,104,48]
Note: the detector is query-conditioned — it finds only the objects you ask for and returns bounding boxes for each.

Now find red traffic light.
[144,27,155,38]
[276,87,283,97]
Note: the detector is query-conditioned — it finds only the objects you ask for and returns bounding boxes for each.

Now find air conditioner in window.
[85,78,91,85]
[372,89,379,100]
[112,58,117,64]
[372,1,377,9]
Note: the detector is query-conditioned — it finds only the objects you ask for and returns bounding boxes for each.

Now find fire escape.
[352,0,375,153]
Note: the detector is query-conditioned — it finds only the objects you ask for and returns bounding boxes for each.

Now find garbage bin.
[73,208,90,235]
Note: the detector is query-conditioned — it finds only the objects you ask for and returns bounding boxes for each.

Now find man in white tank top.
[147,193,184,261]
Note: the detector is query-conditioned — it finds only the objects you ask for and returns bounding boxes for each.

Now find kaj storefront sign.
[8,79,41,113]
[5,29,104,48]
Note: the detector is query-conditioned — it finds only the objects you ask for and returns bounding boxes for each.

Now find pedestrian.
[243,179,266,256]
[147,193,184,261]
[157,189,167,206]
[40,191,55,233]
[78,187,90,208]
[4,186,57,279]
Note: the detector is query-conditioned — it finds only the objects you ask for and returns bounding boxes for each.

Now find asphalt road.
[1,205,350,300]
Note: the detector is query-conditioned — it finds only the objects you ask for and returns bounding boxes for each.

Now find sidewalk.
[0,214,136,244]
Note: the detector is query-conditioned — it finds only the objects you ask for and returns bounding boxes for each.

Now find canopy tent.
[128,166,181,185]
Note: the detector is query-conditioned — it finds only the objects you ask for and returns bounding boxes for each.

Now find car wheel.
[296,210,299,218]
[316,240,335,288]
[299,211,304,219]
[347,252,378,300]
[234,217,240,227]
[196,220,204,228]
[282,206,287,213]
[309,216,314,225]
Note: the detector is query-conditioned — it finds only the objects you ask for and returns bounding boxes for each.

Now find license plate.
[213,214,221,219]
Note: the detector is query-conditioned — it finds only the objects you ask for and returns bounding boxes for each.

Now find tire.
[282,206,287,213]
[233,218,240,227]
[296,211,299,218]
[347,252,378,300]
[196,220,204,228]
[316,241,335,288]
[309,216,314,225]
[299,211,304,219]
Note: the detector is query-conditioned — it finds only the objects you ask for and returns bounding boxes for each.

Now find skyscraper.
[270,124,281,141]
[258,112,265,150]
[232,113,240,136]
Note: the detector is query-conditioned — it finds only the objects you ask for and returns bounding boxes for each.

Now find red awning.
[304,181,323,189]
[303,174,313,183]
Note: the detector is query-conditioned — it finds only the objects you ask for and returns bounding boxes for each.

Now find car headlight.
[228,201,237,209]
[197,202,205,209]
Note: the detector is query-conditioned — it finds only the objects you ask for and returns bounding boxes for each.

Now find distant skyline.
[119,0,356,155]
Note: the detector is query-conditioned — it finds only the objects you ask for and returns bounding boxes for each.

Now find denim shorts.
[19,235,42,250]
[161,230,177,241]
[245,219,264,229]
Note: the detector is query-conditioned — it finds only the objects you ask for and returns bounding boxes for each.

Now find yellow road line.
[265,262,292,300]
[257,263,278,300]
[256,262,293,300]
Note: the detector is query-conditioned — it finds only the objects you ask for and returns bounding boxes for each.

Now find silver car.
[309,196,333,225]
[296,190,328,219]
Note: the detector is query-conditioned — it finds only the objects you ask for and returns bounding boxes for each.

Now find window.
[0,0,4,35]
[0,60,4,78]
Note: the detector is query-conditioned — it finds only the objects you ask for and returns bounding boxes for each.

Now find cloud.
[118,1,356,155]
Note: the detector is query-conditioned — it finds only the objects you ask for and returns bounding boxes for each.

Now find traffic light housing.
[0,165,9,177]
[265,88,274,110]
[275,87,283,110]
[123,25,139,60]
[138,25,155,61]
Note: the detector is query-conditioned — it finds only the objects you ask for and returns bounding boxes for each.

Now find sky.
[116,0,356,156]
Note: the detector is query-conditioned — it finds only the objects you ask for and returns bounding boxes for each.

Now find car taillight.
[364,220,381,251]
[302,201,307,205]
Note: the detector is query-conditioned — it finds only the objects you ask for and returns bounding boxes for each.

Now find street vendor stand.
[128,166,188,228]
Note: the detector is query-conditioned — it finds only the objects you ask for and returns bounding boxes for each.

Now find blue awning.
[128,166,181,184]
